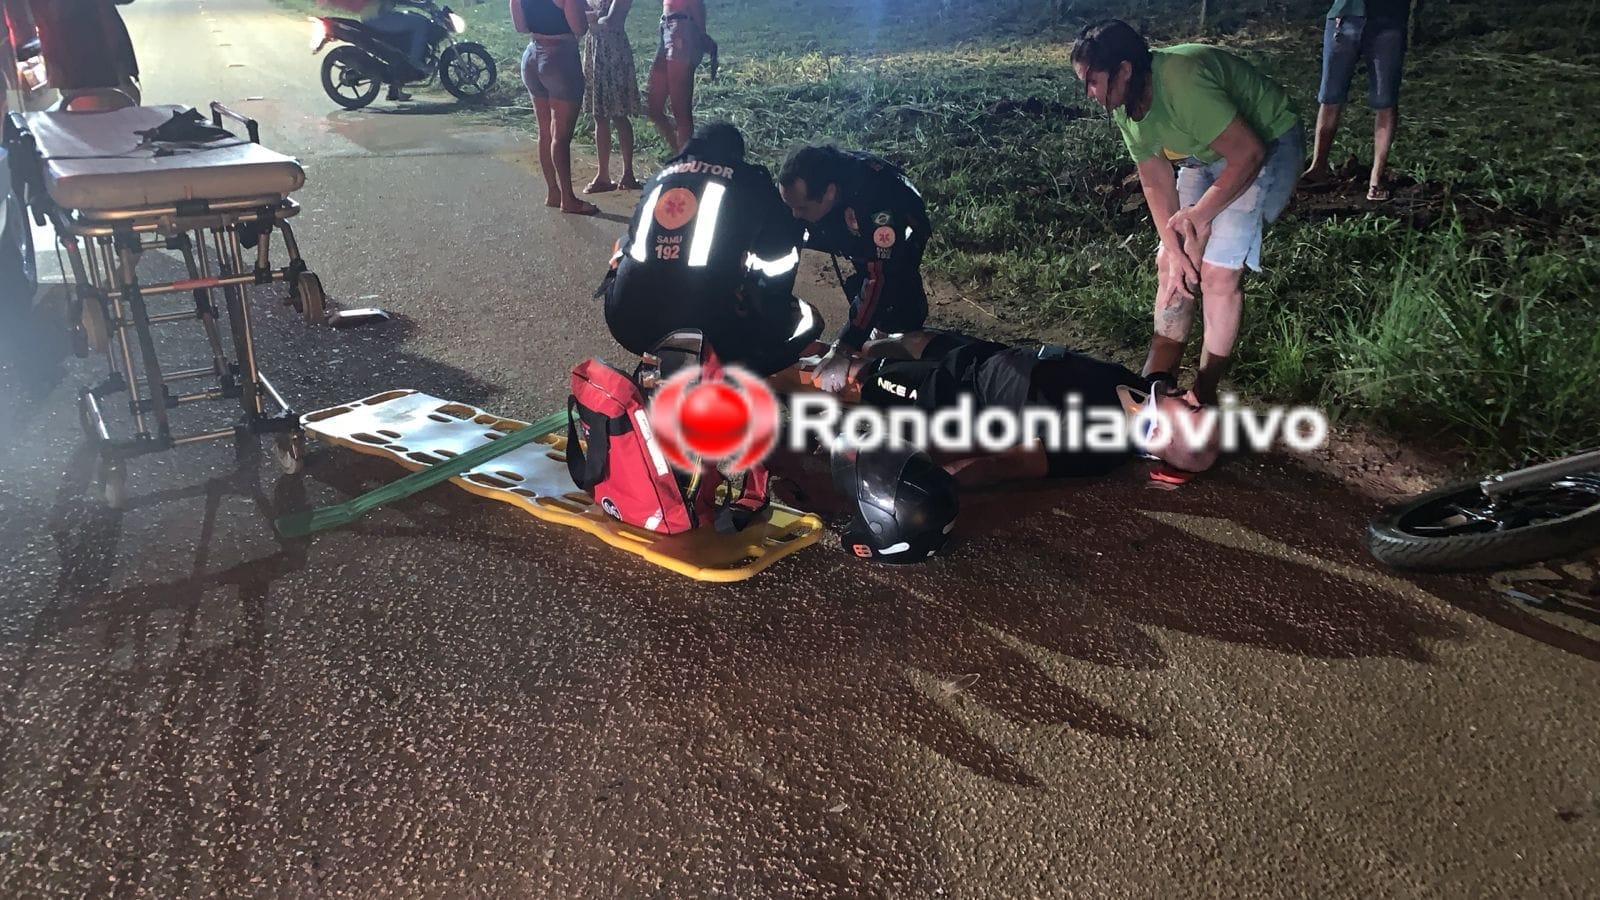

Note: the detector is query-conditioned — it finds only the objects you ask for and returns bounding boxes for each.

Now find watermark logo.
[646,363,780,474]
[645,367,1329,474]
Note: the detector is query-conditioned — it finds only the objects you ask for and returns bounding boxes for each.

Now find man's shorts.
[521,36,584,104]
[658,14,704,64]
[1318,15,1408,109]
[1170,120,1305,272]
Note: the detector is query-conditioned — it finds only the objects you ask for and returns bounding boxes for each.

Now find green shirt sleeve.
[1114,110,1159,162]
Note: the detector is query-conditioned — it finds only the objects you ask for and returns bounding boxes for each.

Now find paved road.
[0,0,1597,896]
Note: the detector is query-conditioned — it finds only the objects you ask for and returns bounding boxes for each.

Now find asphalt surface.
[0,0,1597,896]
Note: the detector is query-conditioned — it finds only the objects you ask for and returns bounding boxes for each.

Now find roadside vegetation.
[288,0,1600,468]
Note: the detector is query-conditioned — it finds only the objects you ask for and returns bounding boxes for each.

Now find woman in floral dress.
[581,0,642,192]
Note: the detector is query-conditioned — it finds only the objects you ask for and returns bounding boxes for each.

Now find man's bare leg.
[1192,262,1244,406]
[1143,247,1196,379]
[1303,101,1344,179]
[645,54,678,152]
[1369,106,1398,200]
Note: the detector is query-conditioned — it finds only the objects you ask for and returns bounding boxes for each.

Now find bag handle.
[565,396,630,490]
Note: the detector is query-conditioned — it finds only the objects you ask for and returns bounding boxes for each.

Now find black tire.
[321,46,383,110]
[1367,471,1600,572]
[438,43,496,102]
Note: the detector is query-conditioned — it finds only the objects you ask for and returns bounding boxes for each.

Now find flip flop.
[1367,184,1392,202]
[618,176,643,190]
[583,179,616,194]
[561,201,601,216]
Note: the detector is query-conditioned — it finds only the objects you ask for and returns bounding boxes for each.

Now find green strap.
[274,408,569,538]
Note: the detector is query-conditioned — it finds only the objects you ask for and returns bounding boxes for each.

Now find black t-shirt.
[862,342,1147,478]
[519,0,572,34]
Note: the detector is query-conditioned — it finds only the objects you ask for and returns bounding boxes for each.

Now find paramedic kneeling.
[778,144,932,392]
[603,122,821,376]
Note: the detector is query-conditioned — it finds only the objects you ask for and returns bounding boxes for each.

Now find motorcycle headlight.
[449,12,466,34]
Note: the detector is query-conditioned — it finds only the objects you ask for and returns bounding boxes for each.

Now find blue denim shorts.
[1318,15,1408,108]
[521,37,584,104]
[1168,121,1305,272]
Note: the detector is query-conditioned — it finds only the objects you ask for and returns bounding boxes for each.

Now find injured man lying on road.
[828,329,1222,488]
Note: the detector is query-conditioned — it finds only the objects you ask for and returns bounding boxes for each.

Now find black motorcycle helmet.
[831,440,959,564]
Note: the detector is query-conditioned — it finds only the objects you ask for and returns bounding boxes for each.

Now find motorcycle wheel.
[1366,468,1600,572]
[438,43,497,102]
[321,46,383,110]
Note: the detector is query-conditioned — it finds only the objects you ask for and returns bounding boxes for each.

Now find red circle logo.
[648,362,779,474]
[679,382,750,457]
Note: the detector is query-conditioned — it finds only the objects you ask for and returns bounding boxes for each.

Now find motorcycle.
[1366,446,1600,571]
[309,0,496,110]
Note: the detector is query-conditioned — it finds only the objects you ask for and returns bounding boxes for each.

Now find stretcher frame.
[5,102,326,508]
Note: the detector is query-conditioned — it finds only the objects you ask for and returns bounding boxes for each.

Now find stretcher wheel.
[296,272,326,324]
[99,459,127,510]
[273,432,305,475]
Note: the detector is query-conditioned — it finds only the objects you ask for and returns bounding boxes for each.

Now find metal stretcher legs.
[172,235,230,381]
[118,237,174,443]
[68,217,308,509]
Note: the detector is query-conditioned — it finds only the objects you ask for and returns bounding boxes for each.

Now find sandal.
[1367,183,1392,202]
[561,200,601,216]
[618,176,642,190]
[582,179,616,194]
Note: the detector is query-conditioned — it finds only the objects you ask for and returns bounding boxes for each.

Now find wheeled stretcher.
[4,102,326,508]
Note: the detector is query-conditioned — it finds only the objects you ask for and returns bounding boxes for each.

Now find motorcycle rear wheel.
[439,43,497,102]
[321,46,382,110]
[1366,468,1600,572]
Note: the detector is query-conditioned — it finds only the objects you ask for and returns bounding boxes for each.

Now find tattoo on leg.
[1158,296,1193,338]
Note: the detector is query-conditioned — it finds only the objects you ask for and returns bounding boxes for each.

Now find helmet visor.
[830,439,919,519]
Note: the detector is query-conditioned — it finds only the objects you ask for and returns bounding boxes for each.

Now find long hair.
[1070,19,1153,116]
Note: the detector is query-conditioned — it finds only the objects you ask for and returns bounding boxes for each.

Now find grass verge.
[280,0,1600,469]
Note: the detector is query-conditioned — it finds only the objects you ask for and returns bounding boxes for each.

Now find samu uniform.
[800,152,932,351]
[604,156,812,375]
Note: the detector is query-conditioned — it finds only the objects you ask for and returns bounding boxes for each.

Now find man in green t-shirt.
[1071,19,1304,408]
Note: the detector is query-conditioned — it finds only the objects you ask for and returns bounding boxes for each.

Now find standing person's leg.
[582,35,614,193]
[541,39,599,215]
[664,56,696,151]
[1304,16,1362,180]
[615,116,640,189]
[522,43,562,208]
[1190,123,1304,405]
[1365,21,1407,201]
[646,40,677,151]
[588,117,616,193]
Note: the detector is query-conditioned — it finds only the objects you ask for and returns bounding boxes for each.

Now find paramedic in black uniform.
[602,121,820,375]
[777,143,933,393]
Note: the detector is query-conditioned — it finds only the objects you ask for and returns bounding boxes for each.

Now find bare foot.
[561,199,600,215]
[1301,163,1335,182]
[618,175,642,190]
[583,178,616,194]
